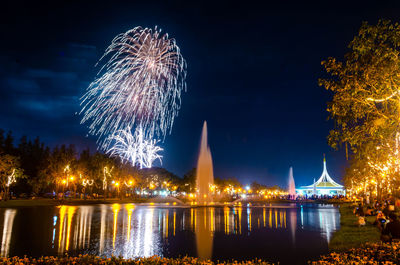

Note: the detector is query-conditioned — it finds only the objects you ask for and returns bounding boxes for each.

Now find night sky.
[1,1,400,188]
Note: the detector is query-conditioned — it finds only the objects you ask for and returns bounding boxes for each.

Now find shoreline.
[2,241,400,265]
[0,198,348,208]
[0,198,147,208]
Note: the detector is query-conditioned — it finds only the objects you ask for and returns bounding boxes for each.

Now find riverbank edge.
[0,255,275,265]
[329,202,380,251]
[0,198,348,208]
[0,198,149,208]
[2,241,400,265]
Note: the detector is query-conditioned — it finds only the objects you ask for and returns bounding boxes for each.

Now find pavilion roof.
[301,156,343,189]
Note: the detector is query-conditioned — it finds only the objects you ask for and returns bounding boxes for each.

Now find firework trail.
[80,26,186,150]
[107,126,163,169]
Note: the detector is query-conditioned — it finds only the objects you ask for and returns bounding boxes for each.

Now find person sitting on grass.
[365,206,375,216]
[358,216,366,226]
[381,212,400,242]
[354,203,365,216]
[374,210,387,230]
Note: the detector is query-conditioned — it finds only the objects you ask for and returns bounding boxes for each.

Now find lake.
[0,203,339,264]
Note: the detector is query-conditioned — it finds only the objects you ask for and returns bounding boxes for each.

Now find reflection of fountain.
[196,121,214,204]
[288,167,296,200]
[195,207,214,260]
[289,209,297,245]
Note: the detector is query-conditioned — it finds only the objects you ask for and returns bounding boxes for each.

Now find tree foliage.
[0,154,24,199]
[320,20,400,197]
[0,130,279,199]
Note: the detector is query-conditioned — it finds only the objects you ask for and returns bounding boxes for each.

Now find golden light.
[112,204,121,249]
[63,165,70,173]
[62,179,67,184]
[115,182,120,187]
[70,176,74,181]
[163,181,170,187]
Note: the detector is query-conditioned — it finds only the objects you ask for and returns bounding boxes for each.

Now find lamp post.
[124,179,135,198]
[115,182,120,199]
[61,179,67,200]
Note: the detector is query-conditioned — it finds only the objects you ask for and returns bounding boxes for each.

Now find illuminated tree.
[0,154,24,200]
[320,20,400,196]
[39,144,77,193]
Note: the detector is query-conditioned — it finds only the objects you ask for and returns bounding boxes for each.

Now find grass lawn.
[329,203,381,251]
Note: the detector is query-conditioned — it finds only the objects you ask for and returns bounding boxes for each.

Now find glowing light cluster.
[6,169,16,187]
[107,126,163,169]
[80,26,186,168]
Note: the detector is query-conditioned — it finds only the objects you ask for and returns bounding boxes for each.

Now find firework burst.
[80,26,186,150]
[107,126,163,169]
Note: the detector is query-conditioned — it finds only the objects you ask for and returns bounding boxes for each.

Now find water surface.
[0,203,339,264]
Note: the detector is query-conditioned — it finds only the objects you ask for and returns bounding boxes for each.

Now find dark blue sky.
[1,1,399,188]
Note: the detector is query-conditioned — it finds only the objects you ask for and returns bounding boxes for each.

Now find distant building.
[296,157,345,196]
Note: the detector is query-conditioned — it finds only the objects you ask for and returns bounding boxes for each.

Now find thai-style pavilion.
[296,156,345,196]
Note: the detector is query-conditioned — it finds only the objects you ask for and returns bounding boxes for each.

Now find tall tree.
[0,129,5,153]
[320,20,400,197]
[0,154,24,200]
[39,144,77,193]
[4,131,14,155]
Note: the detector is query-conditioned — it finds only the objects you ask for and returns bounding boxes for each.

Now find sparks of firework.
[80,26,186,150]
[107,126,163,169]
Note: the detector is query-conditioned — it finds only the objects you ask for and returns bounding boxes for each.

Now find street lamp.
[114,181,120,198]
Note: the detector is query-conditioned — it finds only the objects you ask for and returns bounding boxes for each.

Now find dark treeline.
[0,129,184,199]
[0,130,278,200]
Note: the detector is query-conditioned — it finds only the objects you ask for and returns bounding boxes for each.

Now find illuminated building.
[296,156,345,196]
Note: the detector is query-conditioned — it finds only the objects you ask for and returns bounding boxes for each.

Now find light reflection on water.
[0,203,339,264]
[1,209,16,257]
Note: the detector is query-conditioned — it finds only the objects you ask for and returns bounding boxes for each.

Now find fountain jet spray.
[288,166,296,200]
[196,121,214,204]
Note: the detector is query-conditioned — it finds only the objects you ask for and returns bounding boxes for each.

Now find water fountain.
[195,121,215,259]
[288,166,296,200]
[196,121,214,204]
